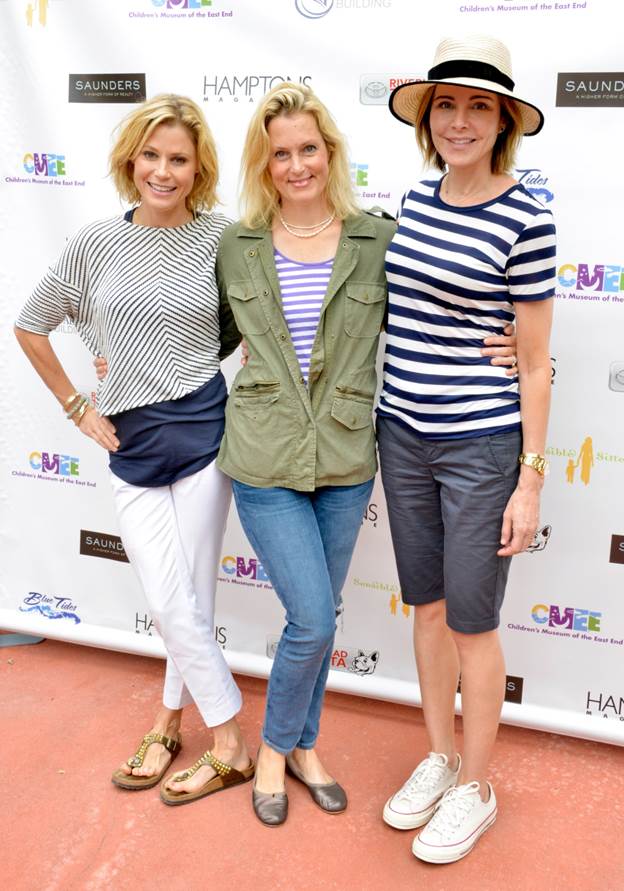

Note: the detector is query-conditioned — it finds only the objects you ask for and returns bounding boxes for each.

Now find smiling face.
[428,84,503,175]
[266,112,330,215]
[131,122,198,226]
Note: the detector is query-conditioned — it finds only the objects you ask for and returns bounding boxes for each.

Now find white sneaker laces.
[426,782,480,837]
[398,753,448,799]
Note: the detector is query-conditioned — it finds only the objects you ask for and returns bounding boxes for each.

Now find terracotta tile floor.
[2,637,623,891]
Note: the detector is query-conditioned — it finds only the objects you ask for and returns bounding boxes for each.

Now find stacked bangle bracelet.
[64,392,92,424]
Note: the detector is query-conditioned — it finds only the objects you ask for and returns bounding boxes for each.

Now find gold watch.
[518,452,549,476]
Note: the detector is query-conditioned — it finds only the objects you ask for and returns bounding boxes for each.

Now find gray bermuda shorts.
[377,415,521,635]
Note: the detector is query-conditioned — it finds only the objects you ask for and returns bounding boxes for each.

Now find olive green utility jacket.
[216,211,396,491]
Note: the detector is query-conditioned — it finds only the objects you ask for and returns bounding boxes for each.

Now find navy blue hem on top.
[109,371,227,487]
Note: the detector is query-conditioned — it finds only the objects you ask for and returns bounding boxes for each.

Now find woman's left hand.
[482,323,518,377]
[497,479,541,556]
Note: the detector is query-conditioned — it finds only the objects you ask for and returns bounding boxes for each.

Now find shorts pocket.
[486,430,522,477]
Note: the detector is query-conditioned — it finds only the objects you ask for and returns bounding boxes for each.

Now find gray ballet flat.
[285,755,347,813]
[252,781,289,826]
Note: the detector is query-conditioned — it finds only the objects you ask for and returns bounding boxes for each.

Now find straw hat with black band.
[389,35,544,137]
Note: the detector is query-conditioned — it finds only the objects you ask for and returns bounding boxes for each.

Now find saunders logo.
[69,74,147,104]
[556,72,624,107]
[80,530,129,563]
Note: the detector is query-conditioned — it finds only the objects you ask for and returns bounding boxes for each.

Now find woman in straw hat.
[378,36,555,863]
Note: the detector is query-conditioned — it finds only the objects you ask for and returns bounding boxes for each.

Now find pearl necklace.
[278,211,335,239]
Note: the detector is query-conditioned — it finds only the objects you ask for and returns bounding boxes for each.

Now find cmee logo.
[295,0,334,18]
[29,451,79,476]
[350,162,369,188]
[221,555,269,582]
[531,603,601,633]
[23,153,66,177]
[558,264,624,295]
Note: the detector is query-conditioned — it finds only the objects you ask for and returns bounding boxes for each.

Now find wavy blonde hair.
[109,94,219,213]
[240,82,359,229]
[415,85,524,175]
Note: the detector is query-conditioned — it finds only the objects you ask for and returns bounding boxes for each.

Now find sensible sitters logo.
[69,74,146,104]
[80,530,129,563]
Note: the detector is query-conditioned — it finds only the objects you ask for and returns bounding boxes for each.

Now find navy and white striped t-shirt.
[378,179,556,440]
[275,249,333,383]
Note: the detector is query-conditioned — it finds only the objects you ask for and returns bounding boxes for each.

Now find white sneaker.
[382,752,461,830]
[412,781,497,863]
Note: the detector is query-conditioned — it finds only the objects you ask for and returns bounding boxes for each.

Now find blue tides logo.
[515,168,554,204]
[295,0,334,18]
[19,592,81,624]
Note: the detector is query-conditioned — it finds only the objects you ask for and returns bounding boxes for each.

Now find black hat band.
[427,59,515,92]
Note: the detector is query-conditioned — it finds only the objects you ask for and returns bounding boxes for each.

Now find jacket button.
[280,334,286,340]
[249,250,256,257]
[263,289,269,296]
[300,377,305,384]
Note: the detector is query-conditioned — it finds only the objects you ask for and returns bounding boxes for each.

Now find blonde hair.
[415,86,524,175]
[109,94,219,213]
[239,82,359,229]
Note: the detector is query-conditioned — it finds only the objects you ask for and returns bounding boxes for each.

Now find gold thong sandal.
[160,749,255,807]
[111,731,181,791]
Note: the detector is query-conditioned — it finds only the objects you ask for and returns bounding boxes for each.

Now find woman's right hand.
[77,405,120,452]
[94,356,108,380]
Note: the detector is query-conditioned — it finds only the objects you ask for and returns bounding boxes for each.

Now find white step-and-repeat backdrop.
[1,0,622,746]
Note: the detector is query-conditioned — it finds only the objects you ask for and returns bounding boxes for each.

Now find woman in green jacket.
[215,82,516,827]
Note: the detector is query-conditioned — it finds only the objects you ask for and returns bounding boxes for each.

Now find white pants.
[110,461,242,727]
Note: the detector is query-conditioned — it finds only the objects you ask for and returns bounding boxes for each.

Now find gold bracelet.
[67,396,88,419]
[63,391,81,412]
[72,401,91,425]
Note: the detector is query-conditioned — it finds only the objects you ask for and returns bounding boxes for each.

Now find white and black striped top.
[378,180,556,439]
[17,212,231,417]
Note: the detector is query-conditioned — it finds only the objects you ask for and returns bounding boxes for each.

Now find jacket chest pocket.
[227,282,270,336]
[344,282,386,338]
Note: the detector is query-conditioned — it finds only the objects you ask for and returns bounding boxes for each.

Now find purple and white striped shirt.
[275,249,334,383]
